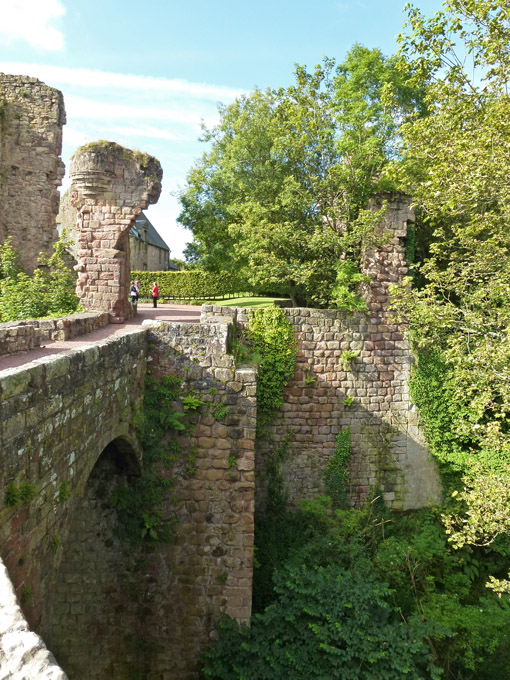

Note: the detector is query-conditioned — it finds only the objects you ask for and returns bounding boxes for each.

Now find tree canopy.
[392,0,510,573]
[178,46,425,306]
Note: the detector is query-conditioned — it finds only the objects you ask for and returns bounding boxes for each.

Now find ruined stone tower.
[0,74,66,273]
[70,142,162,322]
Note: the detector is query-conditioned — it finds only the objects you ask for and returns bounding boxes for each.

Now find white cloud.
[0,1,66,51]
[108,125,185,142]
[64,95,207,128]
[63,127,90,148]
[0,62,244,101]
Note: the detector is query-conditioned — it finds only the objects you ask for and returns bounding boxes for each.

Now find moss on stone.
[71,140,154,169]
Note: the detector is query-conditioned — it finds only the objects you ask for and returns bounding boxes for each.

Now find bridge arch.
[41,435,147,679]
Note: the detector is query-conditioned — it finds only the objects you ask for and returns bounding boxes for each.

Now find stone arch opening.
[42,437,146,680]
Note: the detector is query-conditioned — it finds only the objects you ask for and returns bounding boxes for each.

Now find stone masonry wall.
[0,74,66,273]
[0,330,147,636]
[70,142,162,323]
[142,320,256,679]
[0,312,109,357]
[201,193,442,511]
[0,320,256,680]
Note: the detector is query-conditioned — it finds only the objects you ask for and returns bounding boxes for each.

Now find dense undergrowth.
[204,497,510,679]
[0,238,80,322]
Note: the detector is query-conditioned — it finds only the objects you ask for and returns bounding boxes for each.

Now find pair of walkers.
[129,280,159,308]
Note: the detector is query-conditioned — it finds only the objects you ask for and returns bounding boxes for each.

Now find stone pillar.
[0,74,66,273]
[70,141,162,323]
[362,191,413,309]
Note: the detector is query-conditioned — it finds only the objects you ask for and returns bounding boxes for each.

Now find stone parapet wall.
[0,558,67,679]
[145,320,256,679]
[0,312,109,356]
[0,74,66,273]
[37,311,109,341]
[0,321,42,356]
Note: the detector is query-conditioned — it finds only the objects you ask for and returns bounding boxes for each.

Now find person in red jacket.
[152,281,159,308]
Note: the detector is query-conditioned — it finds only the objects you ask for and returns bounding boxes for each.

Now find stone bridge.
[0,318,257,679]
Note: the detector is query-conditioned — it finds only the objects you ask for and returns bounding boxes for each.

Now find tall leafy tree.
[394,0,510,563]
[178,48,425,306]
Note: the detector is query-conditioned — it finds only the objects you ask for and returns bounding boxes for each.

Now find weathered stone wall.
[201,194,442,511]
[70,141,162,323]
[0,320,255,680]
[140,320,256,679]
[0,331,147,635]
[0,74,66,273]
[0,312,109,356]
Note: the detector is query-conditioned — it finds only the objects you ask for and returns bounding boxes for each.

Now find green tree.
[179,48,425,306]
[393,0,510,555]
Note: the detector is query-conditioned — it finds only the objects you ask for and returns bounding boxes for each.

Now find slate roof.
[131,212,170,252]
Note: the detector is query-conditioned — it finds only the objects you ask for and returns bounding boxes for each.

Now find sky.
[0,0,444,258]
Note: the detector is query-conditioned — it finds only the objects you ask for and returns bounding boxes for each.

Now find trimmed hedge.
[130,270,249,300]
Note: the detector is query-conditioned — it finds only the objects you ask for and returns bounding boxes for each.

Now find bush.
[130,270,249,300]
[0,238,80,322]
[204,564,439,680]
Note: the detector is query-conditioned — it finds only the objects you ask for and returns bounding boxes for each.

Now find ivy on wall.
[111,373,203,545]
[247,306,297,435]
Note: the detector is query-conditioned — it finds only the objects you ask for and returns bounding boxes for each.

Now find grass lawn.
[191,295,289,308]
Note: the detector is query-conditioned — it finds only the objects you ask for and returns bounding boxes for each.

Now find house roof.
[131,212,170,252]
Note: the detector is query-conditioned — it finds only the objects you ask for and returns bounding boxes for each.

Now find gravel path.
[0,303,202,373]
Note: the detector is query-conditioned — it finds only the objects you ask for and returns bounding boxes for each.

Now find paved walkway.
[0,303,202,372]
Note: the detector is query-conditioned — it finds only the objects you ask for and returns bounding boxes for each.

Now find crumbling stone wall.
[0,320,255,680]
[70,141,162,322]
[202,193,442,511]
[0,74,66,273]
[0,558,67,679]
[141,320,256,679]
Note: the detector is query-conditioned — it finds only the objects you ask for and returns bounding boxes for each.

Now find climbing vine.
[323,429,351,509]
[110,373,202,546]
[247,306,297,434]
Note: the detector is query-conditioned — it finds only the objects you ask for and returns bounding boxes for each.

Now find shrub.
[131,270,249,300]
[0,238,80,322]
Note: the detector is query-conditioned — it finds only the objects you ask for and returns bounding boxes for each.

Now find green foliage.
[330,259,370,311]
[340,348,361,371]
[5,482,20,507]
[247,307,296,432]
[179,48,425,307]
[409,351,471,484]
[324,429,351,508]
[20,585,33,604]
[393,0,510,563]
[211,497,510,679]
[57,481,71,503]
[212,404,228,421]
[342,395,354,407]
[110,374,198,546]
[5,481,37,507]
[130,269,248,300]
[0,237,80,322]
[50,533,61,550]
[181,394,206,411]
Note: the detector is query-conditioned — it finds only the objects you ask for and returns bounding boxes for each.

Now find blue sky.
[0,0,443,257]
